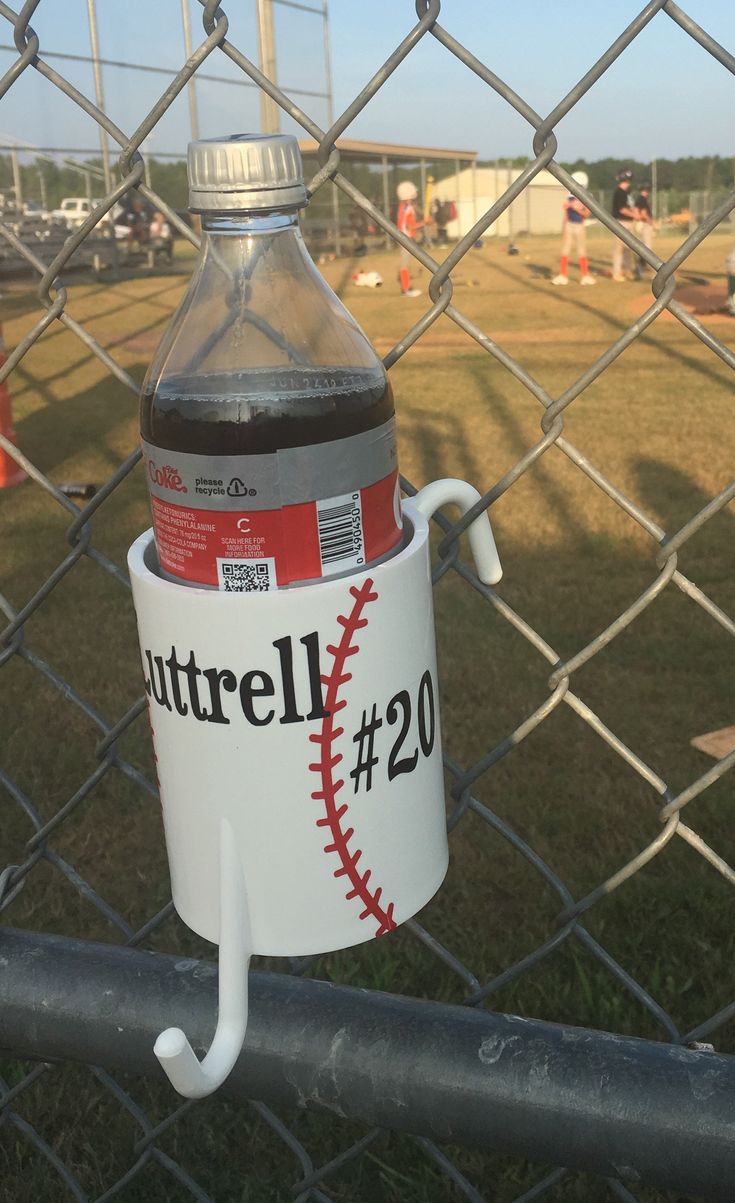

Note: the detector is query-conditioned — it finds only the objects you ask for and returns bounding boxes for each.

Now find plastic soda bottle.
[140,133,402,591]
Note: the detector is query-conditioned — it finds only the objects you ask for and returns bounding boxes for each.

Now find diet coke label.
[141,421,401,590]
[148,460,188,494]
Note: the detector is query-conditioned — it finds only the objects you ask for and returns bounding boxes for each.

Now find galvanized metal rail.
[2,927,735,1200]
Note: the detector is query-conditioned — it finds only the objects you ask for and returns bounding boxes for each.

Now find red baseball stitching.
[309,577,397,938]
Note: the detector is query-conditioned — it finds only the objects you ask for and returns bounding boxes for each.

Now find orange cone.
[0,324,26,488]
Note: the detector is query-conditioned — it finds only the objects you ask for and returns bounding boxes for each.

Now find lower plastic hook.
[409,478,502,584]
[154,819,251,1098]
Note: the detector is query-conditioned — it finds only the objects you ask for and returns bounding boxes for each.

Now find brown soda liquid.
[141,366,394,455]
[141,365,400,589]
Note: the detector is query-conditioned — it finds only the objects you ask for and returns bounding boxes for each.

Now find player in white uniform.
[552,171,595,286]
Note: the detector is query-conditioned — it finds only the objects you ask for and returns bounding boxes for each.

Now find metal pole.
[85,0,120,275]
[321,1,340,255]
[10,147,22,209]
[331,196,341,257]
[381,153,390,250]
[85,0,113,200]
[2,927,735,1201]
[322,0,334,127]
[255,0,280,133]
[651,158,657,221]
[689,190,695,238]
[180,0,200,142]
[472,158,477,228]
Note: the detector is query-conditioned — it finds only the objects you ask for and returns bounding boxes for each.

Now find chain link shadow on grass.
[488,252,735,396]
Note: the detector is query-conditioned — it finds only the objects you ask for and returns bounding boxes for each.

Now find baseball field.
[2,223,734,1200]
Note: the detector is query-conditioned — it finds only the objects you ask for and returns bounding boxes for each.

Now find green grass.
[1,229,734,1202]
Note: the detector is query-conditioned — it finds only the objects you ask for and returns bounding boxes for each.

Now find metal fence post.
[256,0,280,133]
[381,152,390,249]
[85,0,113,201]
[10,145,21,208]
[180,0,200,142]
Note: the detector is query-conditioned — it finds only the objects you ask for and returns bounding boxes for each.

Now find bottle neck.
[195,206,314,296]
[200,209,301,236]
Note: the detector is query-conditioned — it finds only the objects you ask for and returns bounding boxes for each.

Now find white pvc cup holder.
[128,478,501,1098]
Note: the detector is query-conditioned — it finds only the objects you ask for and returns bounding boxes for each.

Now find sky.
[0,0,733,165]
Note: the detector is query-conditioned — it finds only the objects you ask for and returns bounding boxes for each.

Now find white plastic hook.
[154,819,251,1098]
[410,479,502,584]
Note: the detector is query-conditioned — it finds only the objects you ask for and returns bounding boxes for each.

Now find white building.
[295,141,569,250]
[435,166,568,240]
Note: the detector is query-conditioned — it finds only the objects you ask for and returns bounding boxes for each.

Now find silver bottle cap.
[187,133,308,212]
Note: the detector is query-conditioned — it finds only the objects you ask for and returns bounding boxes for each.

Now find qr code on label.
[216,558,277,592]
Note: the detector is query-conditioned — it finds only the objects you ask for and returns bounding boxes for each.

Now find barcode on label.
[317,490,365,575]
[216,558,277,592]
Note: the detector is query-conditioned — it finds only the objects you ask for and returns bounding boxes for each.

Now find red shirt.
[397,200,417,238]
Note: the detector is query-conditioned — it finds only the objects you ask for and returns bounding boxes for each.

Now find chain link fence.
[688,189,735,235]
[1,1,735,1199]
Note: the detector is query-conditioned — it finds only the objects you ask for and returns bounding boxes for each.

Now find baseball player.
[611,169,638,281]
[633,182,654,278]
[552,170,595,286]
[396,180,422,297]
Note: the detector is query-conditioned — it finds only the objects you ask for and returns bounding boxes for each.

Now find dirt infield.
[675,280,733,317]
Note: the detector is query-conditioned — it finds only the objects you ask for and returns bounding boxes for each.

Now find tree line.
[1,152,732,216]
[0,155,191,212]
[485,155,734,193]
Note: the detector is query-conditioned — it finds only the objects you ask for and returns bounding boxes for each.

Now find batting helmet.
[396,180,418,201]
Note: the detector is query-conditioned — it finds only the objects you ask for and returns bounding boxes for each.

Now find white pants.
[636,220,653,265]
[612,221,635,277]
[560,221,587,260]
[633,220,654,275]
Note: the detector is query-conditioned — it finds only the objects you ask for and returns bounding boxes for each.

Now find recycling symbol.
[227,477,248,497]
